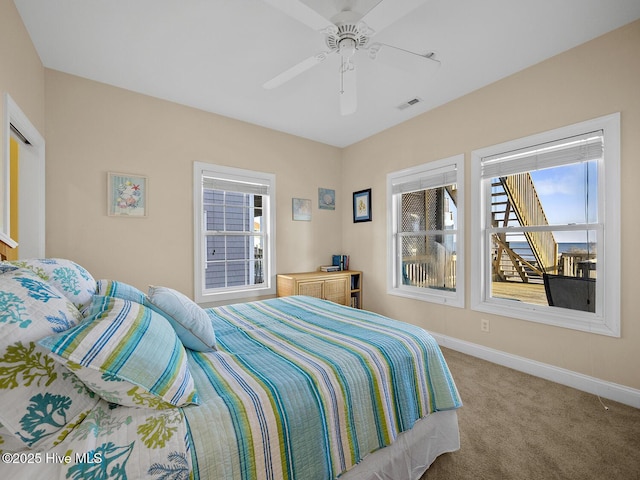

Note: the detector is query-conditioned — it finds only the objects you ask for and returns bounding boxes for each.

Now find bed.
[0,258,461,479]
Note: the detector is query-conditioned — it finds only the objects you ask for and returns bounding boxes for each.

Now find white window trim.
[193,162,276,304]
[470,113,620,337]
[387,154,465,308]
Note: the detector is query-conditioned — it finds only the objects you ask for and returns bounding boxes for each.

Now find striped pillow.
[97,280,216,352]
[96,279,147,304]
[39,296,199,408]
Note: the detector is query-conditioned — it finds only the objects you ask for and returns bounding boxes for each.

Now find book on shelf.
[320,265,341,272]
[331,254,350,271]
[350,295,359,309]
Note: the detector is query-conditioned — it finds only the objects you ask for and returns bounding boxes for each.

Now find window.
[471,113,620,336]
[387,154,464,307]
[194,162,276,303]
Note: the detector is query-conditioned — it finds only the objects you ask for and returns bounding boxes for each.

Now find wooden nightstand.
[277,270,363,309]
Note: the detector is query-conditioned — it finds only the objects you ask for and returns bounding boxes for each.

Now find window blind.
[391,163,458,194]
[481,130,603,178]
[203,175,270,195]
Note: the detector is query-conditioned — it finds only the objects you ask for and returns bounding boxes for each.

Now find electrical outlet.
[480,319,490,333]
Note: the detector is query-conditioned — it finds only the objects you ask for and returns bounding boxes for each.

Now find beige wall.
[0,0,45,134]
[342,20,640,390]
[44,70,343,302]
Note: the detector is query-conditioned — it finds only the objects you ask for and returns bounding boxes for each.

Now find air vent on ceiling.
[397,97,422,110]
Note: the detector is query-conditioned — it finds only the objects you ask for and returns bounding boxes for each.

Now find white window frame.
[470,113,620,337]
[387,154,465,307]
[194,162,276,304]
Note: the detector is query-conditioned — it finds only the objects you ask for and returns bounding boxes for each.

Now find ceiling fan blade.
[263,51,332,89]
[262,0,335,32]
[360,0,429,35]
[369,42,440,75]
[339,61,357,116]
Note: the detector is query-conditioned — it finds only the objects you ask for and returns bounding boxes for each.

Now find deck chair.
[543,274,596,313]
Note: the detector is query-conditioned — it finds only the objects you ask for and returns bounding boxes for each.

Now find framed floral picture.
[353,188,372,223]
[108,172,148,217]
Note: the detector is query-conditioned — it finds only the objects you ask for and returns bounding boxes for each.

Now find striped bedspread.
[182,296,461,480]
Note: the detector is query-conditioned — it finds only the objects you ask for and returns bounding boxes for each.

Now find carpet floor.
[423,348,640,480]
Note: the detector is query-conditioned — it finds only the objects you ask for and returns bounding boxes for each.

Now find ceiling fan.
[262,0,440,116]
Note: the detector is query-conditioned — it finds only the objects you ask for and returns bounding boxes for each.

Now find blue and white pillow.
[0,268,98,450]
[39,296,199,408]
[147,285,217,352]
[0,263,18,274]
[9,258,96,312]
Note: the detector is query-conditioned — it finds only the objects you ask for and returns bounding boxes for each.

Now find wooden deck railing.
[402,255,456,290]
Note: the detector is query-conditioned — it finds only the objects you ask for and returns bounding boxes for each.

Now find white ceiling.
[14,0,640,147]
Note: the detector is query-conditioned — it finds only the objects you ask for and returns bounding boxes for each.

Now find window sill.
[387,287,464,308]
[196,284,276,305]
[471,298,619,337]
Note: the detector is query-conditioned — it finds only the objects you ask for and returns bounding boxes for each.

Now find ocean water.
[510,242,595,254]
[558,242,596,254]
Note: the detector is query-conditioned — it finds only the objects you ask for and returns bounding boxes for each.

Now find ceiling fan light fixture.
[339,37,357,58]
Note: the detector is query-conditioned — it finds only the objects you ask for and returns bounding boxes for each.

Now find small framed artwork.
[318,188,335,210]
[353,188,372,223]
[108,172,148,217]
[292,198,312,221]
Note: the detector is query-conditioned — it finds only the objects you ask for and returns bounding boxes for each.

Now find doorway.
[3,94,45,259]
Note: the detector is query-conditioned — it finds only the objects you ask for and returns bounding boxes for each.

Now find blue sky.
[529,161,597,243]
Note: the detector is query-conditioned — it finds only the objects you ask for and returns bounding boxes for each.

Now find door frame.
[2,93,45,256]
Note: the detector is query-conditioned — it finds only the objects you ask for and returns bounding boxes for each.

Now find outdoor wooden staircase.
[491,173,558,284]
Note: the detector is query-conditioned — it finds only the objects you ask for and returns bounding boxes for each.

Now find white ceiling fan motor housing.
[326,23,370,57]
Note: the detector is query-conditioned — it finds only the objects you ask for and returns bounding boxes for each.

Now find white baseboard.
[431,333,640,409]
